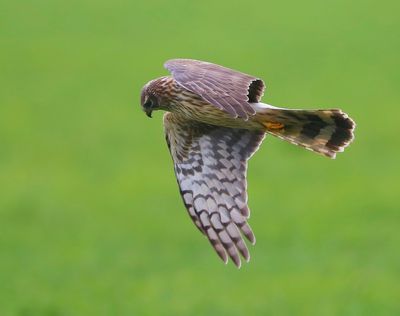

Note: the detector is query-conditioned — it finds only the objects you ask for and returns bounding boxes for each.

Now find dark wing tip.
[248,79,266,103]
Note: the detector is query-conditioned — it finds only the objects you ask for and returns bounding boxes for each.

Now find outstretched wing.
[164,59,265,120]
[164,113,266,267]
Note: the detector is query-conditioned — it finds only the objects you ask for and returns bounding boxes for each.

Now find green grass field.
[1,0,399,314]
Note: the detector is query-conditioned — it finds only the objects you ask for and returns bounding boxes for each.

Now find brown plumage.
[140,59,356,267]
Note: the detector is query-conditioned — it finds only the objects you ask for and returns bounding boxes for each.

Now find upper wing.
[164,113,266,267]
[164,59,265,120]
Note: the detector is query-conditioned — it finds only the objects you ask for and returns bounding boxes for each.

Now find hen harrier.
[140,59,355,267]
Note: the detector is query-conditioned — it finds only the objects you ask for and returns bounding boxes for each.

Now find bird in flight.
[140,59,355,267]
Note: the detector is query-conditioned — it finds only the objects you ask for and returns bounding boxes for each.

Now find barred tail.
[257,106,356,158]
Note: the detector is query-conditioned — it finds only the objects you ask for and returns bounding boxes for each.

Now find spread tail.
[256,105,356,158]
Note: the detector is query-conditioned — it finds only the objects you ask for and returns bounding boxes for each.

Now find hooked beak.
[142,98,153,118]
[145,108,152,118]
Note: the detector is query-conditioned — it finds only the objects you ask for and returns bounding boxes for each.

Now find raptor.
[140,59,355,267]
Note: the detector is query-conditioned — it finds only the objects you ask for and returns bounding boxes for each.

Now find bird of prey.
[140,59,355,267]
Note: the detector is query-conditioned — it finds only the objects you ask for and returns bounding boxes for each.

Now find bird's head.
[140,78,167,118]
[140,85,156,118]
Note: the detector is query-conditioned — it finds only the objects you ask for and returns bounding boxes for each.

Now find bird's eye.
[143,99,153,108]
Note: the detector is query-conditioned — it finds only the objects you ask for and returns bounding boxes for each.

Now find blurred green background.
[1,0,399,315]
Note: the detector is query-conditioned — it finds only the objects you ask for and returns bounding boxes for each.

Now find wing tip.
[232,256,242,268]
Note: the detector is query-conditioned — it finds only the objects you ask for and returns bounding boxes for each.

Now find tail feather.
[256,106,356,158]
